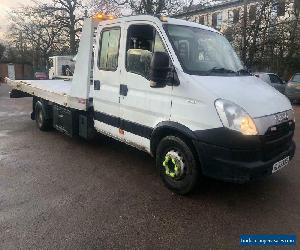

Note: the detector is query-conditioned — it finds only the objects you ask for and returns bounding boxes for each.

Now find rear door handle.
[120,84,128,96]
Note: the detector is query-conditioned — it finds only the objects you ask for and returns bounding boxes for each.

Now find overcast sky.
[0,0,33,40]
[0,0,205,40]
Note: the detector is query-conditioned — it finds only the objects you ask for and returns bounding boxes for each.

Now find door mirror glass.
[149,52,170,88]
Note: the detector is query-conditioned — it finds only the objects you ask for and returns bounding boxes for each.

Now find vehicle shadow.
[74,132,289,203]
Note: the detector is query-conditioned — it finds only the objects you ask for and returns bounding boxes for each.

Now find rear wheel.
[156,136,200,195]
[35,101,51,131]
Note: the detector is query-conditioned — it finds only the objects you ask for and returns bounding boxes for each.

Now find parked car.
[285,73,300,102]
[34,72,48,80]
[254,72,286,94]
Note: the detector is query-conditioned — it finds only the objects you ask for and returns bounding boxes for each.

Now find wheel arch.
[34,98,52,120]
[150,121,198,157]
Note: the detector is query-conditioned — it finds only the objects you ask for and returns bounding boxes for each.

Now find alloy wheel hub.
[163,150,185,179]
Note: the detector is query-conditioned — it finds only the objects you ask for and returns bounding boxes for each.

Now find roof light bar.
[93,13,115,21]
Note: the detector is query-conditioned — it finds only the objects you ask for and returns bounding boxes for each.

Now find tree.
[113,0,190,15]
[42,0,85,55]
[8,4,65,68]
[87,0,120,16]
[0,43,5,62]
[222,0,300,77]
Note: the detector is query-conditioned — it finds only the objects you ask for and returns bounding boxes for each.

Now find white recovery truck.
[6,15,296,194]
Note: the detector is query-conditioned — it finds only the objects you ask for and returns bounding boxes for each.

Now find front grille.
[261,121,294,161]
[264,121,294,142]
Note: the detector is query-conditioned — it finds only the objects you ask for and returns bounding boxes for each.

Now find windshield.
[291,74,300,83]
[164,24,247,76]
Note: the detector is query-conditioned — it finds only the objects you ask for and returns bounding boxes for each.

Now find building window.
[296,0,300,11]
[204,15,208,25]
[233,9,240,23]
[212,13,217,27]
[249,5,257,21]
[212,12,222,29]
[228,9,240,25]
[228,10,233,24]
[199,15,205,25]
[277,0,285,16]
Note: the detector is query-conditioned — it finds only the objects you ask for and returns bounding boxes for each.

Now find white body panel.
[187,74,291,118]
[70,18,96,110]
[171,69,222,132]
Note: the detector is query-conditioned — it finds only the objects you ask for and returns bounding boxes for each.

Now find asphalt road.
[0,83,299,250]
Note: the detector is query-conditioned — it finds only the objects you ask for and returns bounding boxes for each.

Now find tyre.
[35,101,51,131]
[156,136,200,195]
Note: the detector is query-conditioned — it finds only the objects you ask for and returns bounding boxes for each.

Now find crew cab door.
[119,22,172,152]
[93,24,122,138]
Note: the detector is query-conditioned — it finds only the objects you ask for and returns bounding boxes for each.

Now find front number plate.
[272,156,289,174]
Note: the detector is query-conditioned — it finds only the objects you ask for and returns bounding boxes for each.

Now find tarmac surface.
[0,83,299,249]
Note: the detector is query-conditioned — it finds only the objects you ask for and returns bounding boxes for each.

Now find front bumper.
[195,140,295,183]
[193,121,295,183]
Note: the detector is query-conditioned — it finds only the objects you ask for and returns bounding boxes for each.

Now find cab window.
[126,24,167,79]
[98,28,121,71]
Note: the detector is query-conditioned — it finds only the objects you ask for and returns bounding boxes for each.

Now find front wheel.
[156,136,200,195]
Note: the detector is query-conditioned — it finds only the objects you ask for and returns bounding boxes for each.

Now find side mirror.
[149,52,170,88]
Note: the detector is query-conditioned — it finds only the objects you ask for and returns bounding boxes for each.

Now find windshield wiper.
[236,68,251,75]
[208,67,237,74]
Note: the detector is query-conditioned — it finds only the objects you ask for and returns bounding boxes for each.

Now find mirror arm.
[170,66,180,87]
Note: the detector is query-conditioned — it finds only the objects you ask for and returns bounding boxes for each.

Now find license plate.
[272,156,289,174]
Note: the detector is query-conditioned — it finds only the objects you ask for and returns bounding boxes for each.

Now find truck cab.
[7,15,296,195]
[92,15,295,193]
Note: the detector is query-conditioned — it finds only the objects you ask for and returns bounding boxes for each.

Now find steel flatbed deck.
[6,78,71,107]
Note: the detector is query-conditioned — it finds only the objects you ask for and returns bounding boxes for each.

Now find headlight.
[215,99,258,135]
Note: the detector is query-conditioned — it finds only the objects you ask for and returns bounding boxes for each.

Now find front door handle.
[120,84,128,96]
